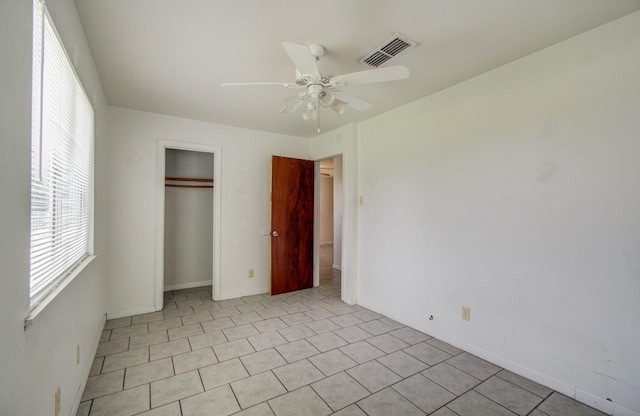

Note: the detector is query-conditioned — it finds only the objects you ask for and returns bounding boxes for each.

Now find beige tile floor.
[77,250,606,416]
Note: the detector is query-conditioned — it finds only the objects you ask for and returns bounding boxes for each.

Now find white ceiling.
[75,0,640,138]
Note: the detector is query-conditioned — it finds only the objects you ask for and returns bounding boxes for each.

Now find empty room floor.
[77,275,606,416]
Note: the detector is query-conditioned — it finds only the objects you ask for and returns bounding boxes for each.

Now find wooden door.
[270,156,314,295]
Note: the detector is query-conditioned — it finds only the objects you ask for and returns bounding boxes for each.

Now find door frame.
[313,152,357,304]
[155,140,222,310]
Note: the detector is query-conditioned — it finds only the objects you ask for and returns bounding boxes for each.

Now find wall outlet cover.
[462,306,471,321]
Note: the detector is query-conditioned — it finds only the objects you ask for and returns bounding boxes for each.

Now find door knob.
[271,231,279,237]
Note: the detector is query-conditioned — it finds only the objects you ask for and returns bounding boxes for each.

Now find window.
[30,0,94,310]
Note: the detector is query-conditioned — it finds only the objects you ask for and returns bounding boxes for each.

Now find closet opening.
[155,141,222,309]
[164,149,213,291]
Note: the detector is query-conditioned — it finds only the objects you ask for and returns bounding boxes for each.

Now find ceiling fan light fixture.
[331,100,346,116]
[319,89,335,107]
[282,94,303,113]
[302,101,318,121]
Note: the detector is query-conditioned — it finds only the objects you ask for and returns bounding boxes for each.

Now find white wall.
[106,107,309,316]
[319,176,334,244]
[164,149,214,290]
[333,156,344,269]
[357,12,640,415]
[0,0,109,415]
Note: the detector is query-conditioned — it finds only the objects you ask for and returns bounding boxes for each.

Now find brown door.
[270,155,315,295]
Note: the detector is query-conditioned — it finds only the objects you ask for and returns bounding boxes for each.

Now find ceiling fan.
[222,42,409,131]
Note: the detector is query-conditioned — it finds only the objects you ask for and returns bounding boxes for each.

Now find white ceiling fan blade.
[334,91,372,111]
[330,65,409,87]
[221,82,299,88]
[282,42,320,77]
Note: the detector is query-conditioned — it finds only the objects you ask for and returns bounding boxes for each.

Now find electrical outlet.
[75,344,80,365]
[54,387,61,416]
[462,306,471,321]
[248,268,254,278]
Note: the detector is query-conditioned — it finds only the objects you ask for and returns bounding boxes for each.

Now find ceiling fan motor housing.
[306,84,335,107]
[307,84,323,98]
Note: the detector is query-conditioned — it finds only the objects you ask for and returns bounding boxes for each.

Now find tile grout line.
[471,383,530,416]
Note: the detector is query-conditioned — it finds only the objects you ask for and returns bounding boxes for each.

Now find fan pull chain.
[317,104,321,133]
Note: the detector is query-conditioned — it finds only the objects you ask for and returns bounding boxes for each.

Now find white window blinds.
[30,0,94,308]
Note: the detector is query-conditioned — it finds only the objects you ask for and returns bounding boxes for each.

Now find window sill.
[24,255,97,328]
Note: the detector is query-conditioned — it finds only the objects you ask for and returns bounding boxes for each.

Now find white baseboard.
[577,389,640,416]
[107,305,157,320]
[217,287,269,301]
[164,280,212,292]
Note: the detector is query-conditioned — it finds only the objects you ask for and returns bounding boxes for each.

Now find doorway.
[316,156,343,295]
[155,140,222,309]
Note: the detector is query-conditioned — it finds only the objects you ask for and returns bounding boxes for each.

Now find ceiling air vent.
[359,33,418,67]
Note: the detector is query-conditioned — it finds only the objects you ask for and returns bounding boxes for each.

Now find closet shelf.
[165,184,213,188]
[165,176,214,189]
